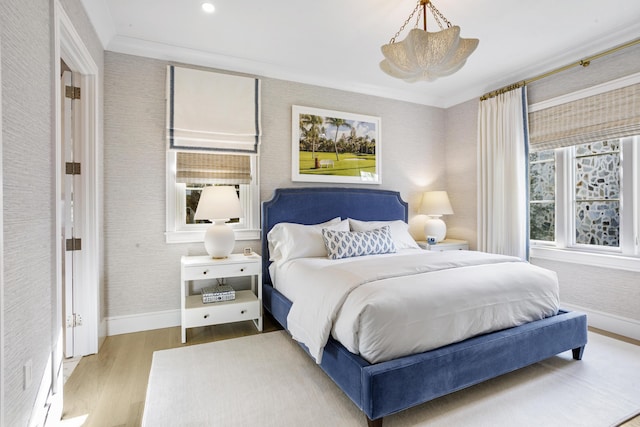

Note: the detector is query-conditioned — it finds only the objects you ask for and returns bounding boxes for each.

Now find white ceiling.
[82,0,640,108]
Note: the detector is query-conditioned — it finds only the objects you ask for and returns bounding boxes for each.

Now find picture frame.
[291,105,381,184]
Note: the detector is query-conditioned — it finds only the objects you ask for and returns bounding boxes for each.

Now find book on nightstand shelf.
[201,284,236,303]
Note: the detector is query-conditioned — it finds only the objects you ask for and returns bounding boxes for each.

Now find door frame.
[47,1,101,422]
[51,0,101,405]
[54,0,101,357]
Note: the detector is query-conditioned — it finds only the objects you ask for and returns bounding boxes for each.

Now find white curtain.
[477,87,528,259]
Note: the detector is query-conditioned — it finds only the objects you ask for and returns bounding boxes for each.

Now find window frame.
[165,150,260,243]
[528,74,640,271]
[530,138,640,271]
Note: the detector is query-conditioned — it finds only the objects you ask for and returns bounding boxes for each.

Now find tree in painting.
[325,117,352,161]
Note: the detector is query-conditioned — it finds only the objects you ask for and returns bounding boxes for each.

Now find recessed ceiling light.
[201,2,215,14]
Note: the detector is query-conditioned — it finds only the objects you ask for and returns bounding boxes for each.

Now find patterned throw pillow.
[321,226,396,260]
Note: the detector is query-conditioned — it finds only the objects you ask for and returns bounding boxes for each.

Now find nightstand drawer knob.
[204,314,209,319]
[240,268,245,272]
[202,269,208,275]
[241,310,247,314]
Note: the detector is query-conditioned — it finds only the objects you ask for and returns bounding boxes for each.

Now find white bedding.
[275,250,560,364]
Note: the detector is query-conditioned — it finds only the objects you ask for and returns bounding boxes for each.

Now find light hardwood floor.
[62,315,281,427]
[62,320,640,427]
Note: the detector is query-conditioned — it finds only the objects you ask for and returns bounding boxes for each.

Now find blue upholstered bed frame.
[261,187,588,426]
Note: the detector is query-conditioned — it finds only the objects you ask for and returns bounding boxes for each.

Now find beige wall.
[2,1,638,423]
[526,43,640,326]
[105,42,640,329]
[1,0,103,424]
[444,98,478,249]
[443,43,640,328]
[103,52,445,319]
[2,1,54,424]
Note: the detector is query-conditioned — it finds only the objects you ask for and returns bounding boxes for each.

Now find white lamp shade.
[420,191,453,243]
[194,186,243,221]
[194,186,243,258]
[419,191,453,216]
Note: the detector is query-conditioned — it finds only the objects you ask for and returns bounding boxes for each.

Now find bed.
[261,187,587,426]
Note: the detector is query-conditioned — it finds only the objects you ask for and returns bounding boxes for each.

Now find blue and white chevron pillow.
[321,226,396,260]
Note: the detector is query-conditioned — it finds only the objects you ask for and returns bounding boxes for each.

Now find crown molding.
[80,0,116,48]
[106,35,450,107]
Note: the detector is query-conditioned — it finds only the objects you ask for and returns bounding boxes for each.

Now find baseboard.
[106,305,640,344]
[30,352,54,427]
[562,303,640,342]
[98,317,107,350]
[106,309,180,336]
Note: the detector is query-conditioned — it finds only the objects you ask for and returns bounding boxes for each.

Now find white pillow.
[322,226,396,260]
[267,218,349,263]
[348,218,420,250]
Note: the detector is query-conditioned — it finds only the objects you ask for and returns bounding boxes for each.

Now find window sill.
[165,229,260,244]
[530,246,640,272]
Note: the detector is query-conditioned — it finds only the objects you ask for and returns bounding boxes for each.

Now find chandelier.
[380,0,479,82]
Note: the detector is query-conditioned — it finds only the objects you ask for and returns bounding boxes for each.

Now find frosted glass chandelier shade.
[380,0,478,82]
[194,186,243,258]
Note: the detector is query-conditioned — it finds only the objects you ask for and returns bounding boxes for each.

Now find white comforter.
[278,250,560,364]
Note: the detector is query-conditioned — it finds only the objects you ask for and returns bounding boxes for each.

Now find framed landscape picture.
[292,105,381,184]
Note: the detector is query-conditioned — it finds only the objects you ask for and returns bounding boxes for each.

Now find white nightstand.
[417,239,469,251]
[180,253,263,343]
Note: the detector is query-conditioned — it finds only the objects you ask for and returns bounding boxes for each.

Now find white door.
[61,69,83,358]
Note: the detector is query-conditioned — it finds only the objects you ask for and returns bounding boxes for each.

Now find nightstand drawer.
[183,262,260,280]
[184,291,260,328]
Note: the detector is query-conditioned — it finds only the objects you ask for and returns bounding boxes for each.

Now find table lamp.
[194,186,243,258]
[420,190,453,243]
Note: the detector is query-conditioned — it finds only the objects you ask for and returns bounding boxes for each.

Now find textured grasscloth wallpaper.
[2,0,103,424]
[531,259,640,321]
[2,1,55,424]
[2,2,638,424]
[441,48,640,326]
[444,99,479,250]
[104,47,640,327]
[104,52,445,318]
[526,47,640,324]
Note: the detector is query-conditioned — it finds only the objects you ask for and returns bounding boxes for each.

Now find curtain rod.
[479,38,640,101]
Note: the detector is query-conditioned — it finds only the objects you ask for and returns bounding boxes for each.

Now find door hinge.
[65,85,81,100]
[66,314,83,328]
[65,162,81,175]
[66,238,82,251]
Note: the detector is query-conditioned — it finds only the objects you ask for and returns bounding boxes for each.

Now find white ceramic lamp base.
[424,216,447,243]
[203,221,235,258]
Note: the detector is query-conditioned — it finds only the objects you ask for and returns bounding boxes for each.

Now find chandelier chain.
[389,0,422,44]
[388,0,454,44]
[427,2,452,30]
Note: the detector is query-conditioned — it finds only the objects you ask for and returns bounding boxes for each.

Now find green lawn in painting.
[299,151,376,176]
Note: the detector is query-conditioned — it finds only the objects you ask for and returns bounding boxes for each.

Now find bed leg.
[572,346,585,360]
[366,416,383,427]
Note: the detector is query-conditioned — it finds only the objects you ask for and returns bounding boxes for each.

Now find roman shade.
[528,82,640,151]
[167,65,261,153]
[176,152,251,185]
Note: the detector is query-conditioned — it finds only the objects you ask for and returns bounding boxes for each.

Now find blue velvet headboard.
[261,187,408,285]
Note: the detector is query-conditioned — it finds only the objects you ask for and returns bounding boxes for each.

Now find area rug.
[143,330,640,427]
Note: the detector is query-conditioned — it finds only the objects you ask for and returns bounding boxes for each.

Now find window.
[166,151,260,243]
[527,76,640,267]
[529,137,638,258]
[529,150,555,242]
